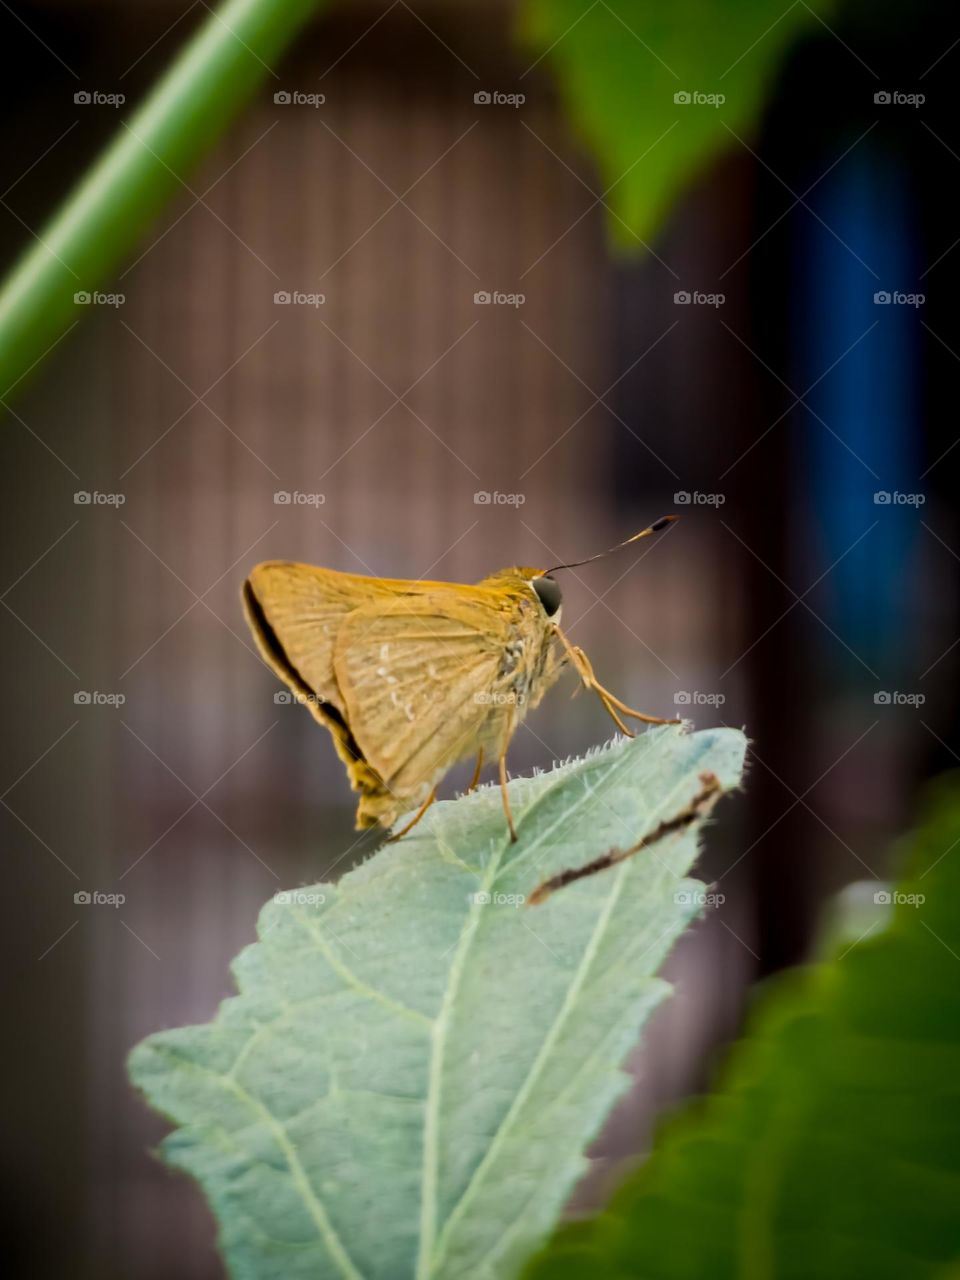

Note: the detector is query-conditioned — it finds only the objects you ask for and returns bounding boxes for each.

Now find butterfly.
[242,517,679,842]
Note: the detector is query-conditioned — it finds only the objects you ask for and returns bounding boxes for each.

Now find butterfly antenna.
[546,515,679,574]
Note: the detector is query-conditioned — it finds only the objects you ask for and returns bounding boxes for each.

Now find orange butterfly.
[243,517,679,841]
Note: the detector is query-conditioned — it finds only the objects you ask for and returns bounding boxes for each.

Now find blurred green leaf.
[523,774,960,1280]
[130,726,745,1280]
[0,0,328,401]
[521,0,833,243]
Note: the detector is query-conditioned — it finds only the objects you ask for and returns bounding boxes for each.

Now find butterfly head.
[479,567,563,620]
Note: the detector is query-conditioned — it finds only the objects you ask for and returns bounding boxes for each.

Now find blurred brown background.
[2,1,958,1276]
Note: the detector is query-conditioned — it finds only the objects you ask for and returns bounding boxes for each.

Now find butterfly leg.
[466,748,485,794]
[498,747,518,843]
[387,787,438,842]
[553,626,680,732]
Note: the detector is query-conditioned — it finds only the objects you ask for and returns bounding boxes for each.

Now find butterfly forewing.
[243,561,452,711]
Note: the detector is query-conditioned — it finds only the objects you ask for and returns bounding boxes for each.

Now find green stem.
[0,0,328,401]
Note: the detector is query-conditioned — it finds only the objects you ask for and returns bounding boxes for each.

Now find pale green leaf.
[130,726,746,1280]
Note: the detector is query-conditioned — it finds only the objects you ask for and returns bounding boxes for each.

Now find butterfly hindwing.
[333,591,512,799]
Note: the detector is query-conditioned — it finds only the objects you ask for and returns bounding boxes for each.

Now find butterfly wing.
[245,562,383,710]
[243,562,460,812]
[242,561,455,713]
[333,591,512,807]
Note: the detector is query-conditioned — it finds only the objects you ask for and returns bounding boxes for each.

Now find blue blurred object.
[794,137,922,674]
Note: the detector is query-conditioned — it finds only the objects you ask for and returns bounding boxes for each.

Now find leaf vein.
[153,1047,366,1280]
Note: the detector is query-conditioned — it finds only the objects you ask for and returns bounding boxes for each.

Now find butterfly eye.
[532,574,562,617]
